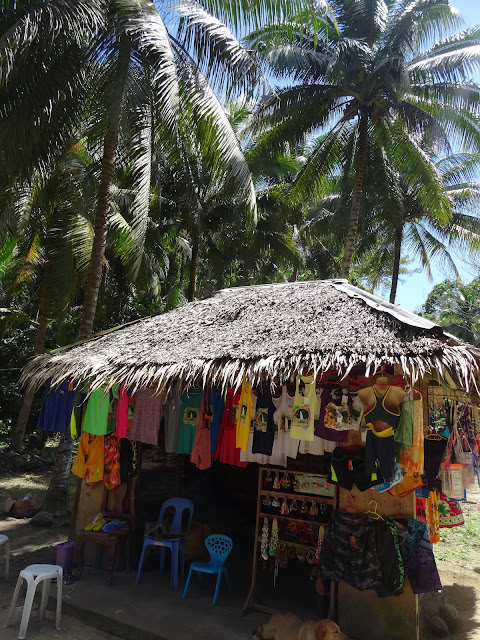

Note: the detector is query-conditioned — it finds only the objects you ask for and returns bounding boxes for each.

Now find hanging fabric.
[191,389,213,470]
[252,388,276,456]
[177,387,203,455]
[72,433,104,484]
[128,387,166,446]
[164,381,182,454]
[395,400,413,450]
[438,493,464,528]
[290,375,317,441]
[400,398,424,475]
[103,433,121,491]
[82,384,118,436]
[273,385,299,460]
[236,377,253,451]
[37,379,77,434]
[209,387,225,455]
[214,388,247,468]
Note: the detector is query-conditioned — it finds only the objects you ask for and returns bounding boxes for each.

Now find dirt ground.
[0,467,118,639]
[424,484,480,640]
[1,468,480,639]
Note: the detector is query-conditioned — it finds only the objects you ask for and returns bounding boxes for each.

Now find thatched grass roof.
[21,279,480,392]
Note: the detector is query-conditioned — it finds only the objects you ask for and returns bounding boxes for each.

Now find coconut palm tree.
[1,149,96,452]
[202,0,480,278]
[2,0,257,512]
[387,152,480,304]
[0,0,103,183]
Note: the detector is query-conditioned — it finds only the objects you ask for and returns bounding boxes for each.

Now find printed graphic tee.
[177,388,204,455]
[252,388,276,456]
[290,376,318,441]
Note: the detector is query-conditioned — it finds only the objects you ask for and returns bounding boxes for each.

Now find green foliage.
[423,278,480,346]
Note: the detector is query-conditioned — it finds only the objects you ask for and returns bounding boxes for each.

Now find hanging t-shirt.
[37,379,77,434]
[236,378,253,451]
[209,387,225,454]
[191,390,212,470]
[177,388,203,455]
[290,376,318,441]
[115,385,130,438]
[164,381,182,454]
[299,392,333,455]
[315,389,350,442]
[214,388,247,468]
[273,385,300,460]
[239,393,264,464]
[83,384,118,435]
[252,388,276,456]
[128,387,166,446]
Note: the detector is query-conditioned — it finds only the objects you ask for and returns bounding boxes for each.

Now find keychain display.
[273,472,281,490]
[256,468,335,590]
[269,518,279,557]
[261,518,269,562]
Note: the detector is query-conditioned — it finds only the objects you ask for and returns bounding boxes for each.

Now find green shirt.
[82,383,118,435]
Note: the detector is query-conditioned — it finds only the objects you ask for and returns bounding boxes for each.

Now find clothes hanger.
[364,500,384,521]
[392,502,407,520]
[425,427,445,441]
[344,495,362,514]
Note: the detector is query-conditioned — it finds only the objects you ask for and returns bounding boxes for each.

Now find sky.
[394,0,480,311]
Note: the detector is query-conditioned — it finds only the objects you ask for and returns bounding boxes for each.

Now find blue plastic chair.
[136,498,194,590]
[182,534,233,605]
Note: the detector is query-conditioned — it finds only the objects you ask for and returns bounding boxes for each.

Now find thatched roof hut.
[21,279,480,392]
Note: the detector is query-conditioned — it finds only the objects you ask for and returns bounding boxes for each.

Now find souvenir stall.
[22,279,480,640]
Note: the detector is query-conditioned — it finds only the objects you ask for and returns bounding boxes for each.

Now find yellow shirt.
[236,378,253,451]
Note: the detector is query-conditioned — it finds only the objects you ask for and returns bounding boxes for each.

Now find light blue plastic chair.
[182,534,233,605]
[136,498,194,590]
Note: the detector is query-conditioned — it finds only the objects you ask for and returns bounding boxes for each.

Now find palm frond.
[175,54,257,223]
[174,1,260,97]
[288,119,351,205]
[382,0,462,56]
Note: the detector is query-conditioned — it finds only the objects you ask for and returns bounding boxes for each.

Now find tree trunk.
[78,124,120,340]
[340,112,369,279]
[46,123,119,521]
[187,239,199,302]
[45,43,131,523]
[10,269,50,452]
[389,224,403,304]
[43,431,74,516]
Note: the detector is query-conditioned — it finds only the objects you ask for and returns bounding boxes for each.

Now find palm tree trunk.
[340,113,369,278]
[10,269,50,453]
[187,239,199,302]
[43,430,74,516]
[78,124,119,340]
[46,122,119,520]
[389,224,403,304]
[46,43,131,521]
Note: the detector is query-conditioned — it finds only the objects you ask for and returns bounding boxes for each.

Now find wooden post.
[75,481,104,534]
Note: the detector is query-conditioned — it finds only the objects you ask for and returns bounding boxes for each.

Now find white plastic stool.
[0,534,9,579]
[5,564,62,639]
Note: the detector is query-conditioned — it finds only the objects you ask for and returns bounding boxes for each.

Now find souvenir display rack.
[243,466,338,615]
